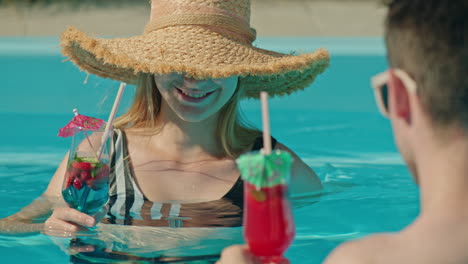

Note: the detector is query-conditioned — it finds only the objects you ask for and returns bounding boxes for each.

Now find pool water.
[0,37,419,263]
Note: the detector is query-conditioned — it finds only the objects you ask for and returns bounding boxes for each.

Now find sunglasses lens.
[381,84,389,112]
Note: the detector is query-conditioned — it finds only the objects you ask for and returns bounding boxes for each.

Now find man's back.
[327,217,468,264]
[217,1,468,263]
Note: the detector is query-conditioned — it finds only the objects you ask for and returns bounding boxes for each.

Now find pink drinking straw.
[97,82,126,160]
[260,91,272,155]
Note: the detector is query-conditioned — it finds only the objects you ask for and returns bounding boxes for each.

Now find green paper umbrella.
[236,150,293,189]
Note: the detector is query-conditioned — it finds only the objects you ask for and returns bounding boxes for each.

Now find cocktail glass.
[61,128,111,215]
[236,150,295,264]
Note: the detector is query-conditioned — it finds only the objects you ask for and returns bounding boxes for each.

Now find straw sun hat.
[60,0,330,98]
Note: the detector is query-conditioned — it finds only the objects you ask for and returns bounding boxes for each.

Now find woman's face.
[154,73,238,122]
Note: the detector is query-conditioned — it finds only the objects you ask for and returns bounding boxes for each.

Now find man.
[217,0,468,263]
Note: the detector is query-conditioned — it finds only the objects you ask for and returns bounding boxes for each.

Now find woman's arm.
[0,196,53,235]
[0,153,95,236]
[275,142,323,194]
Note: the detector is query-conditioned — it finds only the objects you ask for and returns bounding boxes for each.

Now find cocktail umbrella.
[58,109,104,160]
[58,109,104,138]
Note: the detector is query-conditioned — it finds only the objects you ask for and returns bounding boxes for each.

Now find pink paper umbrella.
[58,109,105,138]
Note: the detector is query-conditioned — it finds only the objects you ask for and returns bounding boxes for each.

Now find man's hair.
[385,0,468,128]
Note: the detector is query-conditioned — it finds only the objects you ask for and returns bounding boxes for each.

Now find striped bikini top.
[102,129,276,228]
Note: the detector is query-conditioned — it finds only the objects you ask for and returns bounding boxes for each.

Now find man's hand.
[217,245,259,264]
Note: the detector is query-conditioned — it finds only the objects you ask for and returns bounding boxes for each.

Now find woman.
[0,0,329,236]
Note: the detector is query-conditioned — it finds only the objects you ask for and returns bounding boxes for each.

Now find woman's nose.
[183,76,209,87]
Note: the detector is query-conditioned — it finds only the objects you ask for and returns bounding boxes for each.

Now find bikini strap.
[223,135,278,207]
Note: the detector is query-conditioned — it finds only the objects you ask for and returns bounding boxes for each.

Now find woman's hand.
[217,245,259,264]
[43,207,96,237]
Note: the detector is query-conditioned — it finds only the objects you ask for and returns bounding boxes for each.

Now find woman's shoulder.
[113,127,154,142]
[246,135,278,152]
[273,141,294,154]
[274,141,323,193]
[273,141,308,170]
[239,136,322,193]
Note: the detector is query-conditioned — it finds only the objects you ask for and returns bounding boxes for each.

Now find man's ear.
[388,70,411,123]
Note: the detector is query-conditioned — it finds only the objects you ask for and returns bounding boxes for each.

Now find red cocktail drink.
[244,182,295,263]
[237,150,295,264]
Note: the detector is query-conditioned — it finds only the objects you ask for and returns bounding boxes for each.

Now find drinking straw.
[73,109,99,160]
[97,82,126,159]
[260,91,272,155]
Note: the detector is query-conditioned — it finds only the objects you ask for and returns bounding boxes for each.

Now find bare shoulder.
[324,233,397,264]
[274,142,310,176]
[274,142,323,193]
[274,142,298,158]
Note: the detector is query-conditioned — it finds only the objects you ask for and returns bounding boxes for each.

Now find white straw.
[98,82,126,159]
[260,91,272,155]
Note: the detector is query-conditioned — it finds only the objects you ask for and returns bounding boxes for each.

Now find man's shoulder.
[323,233,398,264]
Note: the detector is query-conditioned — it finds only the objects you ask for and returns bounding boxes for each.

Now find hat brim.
[60,26,330,98]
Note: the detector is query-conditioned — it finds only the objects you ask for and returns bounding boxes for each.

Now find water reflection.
[66,225,243,263]
[102,197,243,228]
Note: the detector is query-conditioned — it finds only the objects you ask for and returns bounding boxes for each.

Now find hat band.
[144,13,257,43]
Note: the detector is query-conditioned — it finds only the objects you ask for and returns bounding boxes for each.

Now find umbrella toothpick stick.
[260,91,272,155]
[73,109,99,160]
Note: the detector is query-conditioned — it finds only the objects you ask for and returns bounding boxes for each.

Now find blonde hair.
[114,73,261,158]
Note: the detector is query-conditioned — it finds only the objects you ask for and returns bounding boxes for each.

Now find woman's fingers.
[42,208,96,237]
[51,207,95,227]
[68,244,96,255]
[45,217,79,233]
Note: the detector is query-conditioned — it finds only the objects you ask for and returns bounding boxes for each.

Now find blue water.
[0,37,419,263]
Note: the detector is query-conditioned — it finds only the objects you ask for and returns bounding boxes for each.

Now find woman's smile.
[154,73,238,122]
[175,87,217,103]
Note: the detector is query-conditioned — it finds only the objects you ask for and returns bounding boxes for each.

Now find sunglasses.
[370,69,417,118]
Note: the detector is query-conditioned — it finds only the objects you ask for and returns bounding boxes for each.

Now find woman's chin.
[174,111,214,123]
